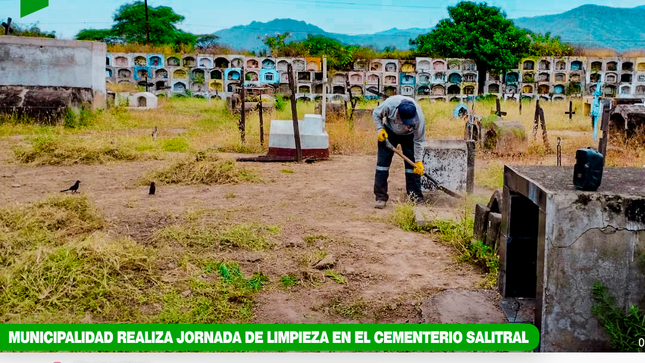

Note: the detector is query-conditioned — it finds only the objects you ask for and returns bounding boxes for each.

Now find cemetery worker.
[372,95,426,209]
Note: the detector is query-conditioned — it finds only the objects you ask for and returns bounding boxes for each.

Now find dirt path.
[0,153,494,323]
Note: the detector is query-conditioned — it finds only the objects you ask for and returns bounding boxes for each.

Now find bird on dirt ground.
[149,181,156,195]
[61,180,81,194]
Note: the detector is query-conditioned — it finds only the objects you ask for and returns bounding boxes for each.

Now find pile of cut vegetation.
[143,150,258,185]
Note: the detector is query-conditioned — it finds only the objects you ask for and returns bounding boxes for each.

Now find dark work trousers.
[374,126,424,202]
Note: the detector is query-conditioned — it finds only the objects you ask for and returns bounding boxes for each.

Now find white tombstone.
[128,92,158,109]
[268,114,329,159]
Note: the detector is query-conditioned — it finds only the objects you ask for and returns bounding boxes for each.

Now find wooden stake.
[322,56,327,121]
[598,100,610,157]
[258,100,264,147]
[239,67,246,144]
[287,64,303,162]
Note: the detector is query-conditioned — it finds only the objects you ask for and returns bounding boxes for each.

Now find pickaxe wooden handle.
[384,139,464,199]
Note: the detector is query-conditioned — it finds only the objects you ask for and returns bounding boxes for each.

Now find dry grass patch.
[143,151,258,185]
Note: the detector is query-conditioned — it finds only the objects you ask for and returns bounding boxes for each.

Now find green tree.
[196,34,220,51]
[262,32,292,56]
[76,1,196,47]
[301,35,352,70]
[527,32,574,57]
[411,1,531,91]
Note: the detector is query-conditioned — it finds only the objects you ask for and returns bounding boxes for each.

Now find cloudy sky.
[2,0,643,39]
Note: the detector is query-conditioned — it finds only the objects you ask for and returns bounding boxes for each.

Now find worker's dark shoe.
[374,200,387,209]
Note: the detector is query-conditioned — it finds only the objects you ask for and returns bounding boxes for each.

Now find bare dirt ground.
[0,149,502,324]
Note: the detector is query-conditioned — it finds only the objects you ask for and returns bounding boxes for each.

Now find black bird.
[149,181,156,195]
[61,180,81,194]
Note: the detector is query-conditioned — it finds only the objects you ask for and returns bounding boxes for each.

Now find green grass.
[156,222,280,251]
[281,275,299,288]
[0,194,104,264]
[325,270,347,284]
[476,161,505,190]
[0,194,269,324]
[281,169,294,174]
[218,223,280,250]
[390,202,499,288]
[143,151,258,185]
[162,138,189,152]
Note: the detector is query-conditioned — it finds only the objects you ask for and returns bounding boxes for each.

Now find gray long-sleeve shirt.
[372,95,426,162]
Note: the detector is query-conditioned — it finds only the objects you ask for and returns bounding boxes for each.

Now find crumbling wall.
[0,36,106,122]
[542,193,645,352]
[0,85,94,125]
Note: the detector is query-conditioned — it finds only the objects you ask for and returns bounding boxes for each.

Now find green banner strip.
[21,0,49,17]
[0,324,539,352]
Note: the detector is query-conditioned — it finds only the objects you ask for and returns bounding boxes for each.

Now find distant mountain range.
[214,5,645,52]
[513,4,645,51]
[213,19,431,53]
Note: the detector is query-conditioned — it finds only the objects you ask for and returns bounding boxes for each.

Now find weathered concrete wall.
[0,36,106,110]
[542,193,645,352]
[421,140,475,193]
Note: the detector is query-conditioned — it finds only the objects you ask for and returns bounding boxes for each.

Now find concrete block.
[421,139,475,194]
[474,204,490,242]
[485,212,501,248]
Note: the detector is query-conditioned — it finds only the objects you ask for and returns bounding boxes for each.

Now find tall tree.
[76,1,196,47]
[411,1,531,91]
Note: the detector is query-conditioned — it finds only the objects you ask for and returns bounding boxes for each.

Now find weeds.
[281,275,299,288]
[592,283,645,352]
[325,270,347,284]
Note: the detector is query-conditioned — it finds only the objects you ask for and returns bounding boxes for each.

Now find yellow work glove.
[414,162,424,176]
[377,129,388,142]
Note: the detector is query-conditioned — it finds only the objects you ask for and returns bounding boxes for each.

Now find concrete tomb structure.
[268,114,329,159]
[498,166,645,351]
[0,36,106,122]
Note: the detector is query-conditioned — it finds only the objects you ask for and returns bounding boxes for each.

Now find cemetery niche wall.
[106,54,645,102]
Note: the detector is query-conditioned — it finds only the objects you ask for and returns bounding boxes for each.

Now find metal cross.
[2,17,13,35]
[565,101,576,120]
